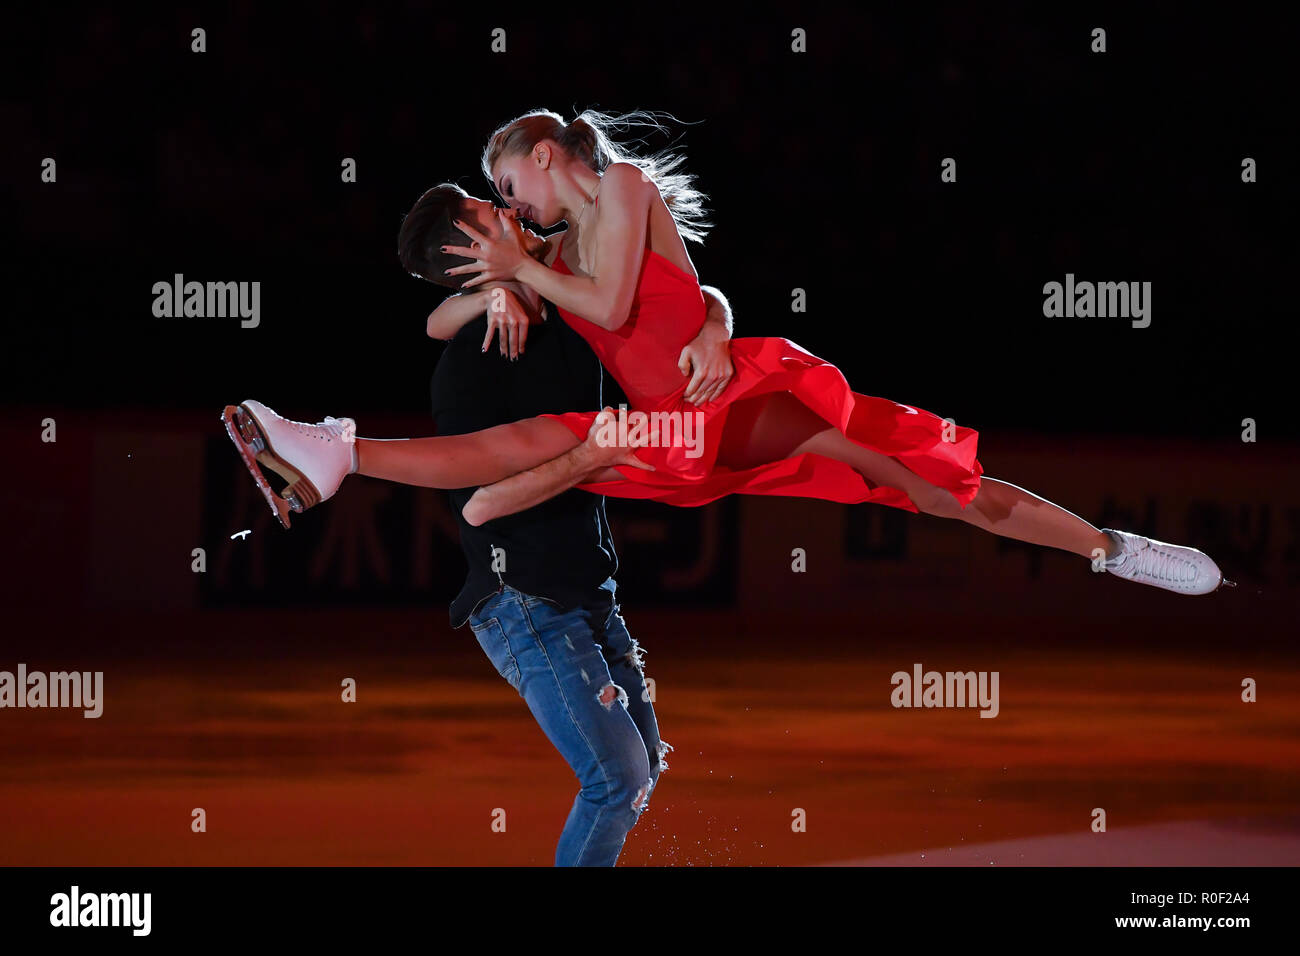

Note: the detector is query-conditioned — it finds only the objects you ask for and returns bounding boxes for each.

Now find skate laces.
[1129,539,1195,584]
[283,412,354,442]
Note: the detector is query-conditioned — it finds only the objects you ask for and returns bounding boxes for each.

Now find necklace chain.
[573,179,600,271]
[576,180,599,228]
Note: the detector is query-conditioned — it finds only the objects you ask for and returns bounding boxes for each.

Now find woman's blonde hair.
[481,108,712,243]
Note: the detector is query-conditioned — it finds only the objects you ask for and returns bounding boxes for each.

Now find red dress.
[538,226,984,513]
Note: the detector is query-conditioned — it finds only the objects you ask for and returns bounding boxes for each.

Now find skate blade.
[234,405,326,509]
[221,404,315,530]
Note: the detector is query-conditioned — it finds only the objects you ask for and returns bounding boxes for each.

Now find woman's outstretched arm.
[446,163,655,331]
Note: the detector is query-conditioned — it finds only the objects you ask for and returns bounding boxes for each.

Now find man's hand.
[461,406,656,526]
[678,320,733,405]
[580,406,657,473]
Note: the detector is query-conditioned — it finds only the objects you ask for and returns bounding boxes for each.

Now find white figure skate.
[221,400,356,529]
[1100,528,1235,595]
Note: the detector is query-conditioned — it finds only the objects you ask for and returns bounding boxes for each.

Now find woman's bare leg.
[354,416,583,489]
[718,392,1115,561]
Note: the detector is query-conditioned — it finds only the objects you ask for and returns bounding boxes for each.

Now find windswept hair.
[481,108,713,243]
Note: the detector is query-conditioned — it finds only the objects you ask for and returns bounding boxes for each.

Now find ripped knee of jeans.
[654,738,674,773]
[598,682,629,710]
[631,741,674,814]
[623,637,647,676]
[631,777,653,813]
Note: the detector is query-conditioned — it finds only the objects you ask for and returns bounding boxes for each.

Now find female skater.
[222,108,1229,596]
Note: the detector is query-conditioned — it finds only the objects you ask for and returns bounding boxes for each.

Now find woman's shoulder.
[600,162,655,196]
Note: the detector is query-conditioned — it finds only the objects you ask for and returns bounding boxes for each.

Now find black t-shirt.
[431,305,618,627]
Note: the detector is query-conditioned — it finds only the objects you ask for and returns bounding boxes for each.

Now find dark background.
[5,4,1295,435]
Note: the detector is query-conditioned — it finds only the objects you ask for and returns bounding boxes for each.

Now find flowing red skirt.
[539,336,983,512]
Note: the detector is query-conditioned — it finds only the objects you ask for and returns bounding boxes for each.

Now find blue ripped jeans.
[468,579,673,866]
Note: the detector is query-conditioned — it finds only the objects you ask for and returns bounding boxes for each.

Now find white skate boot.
[1099,528,1233,595]
[221,400,356,529]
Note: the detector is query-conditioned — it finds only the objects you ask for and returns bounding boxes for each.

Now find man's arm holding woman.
[460,287,737,527]
[461,408,649,527]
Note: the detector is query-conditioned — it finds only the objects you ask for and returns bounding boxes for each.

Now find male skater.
[407,184,735,866]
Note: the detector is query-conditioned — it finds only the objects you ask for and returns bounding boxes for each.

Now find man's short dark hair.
[398,183,478,291]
